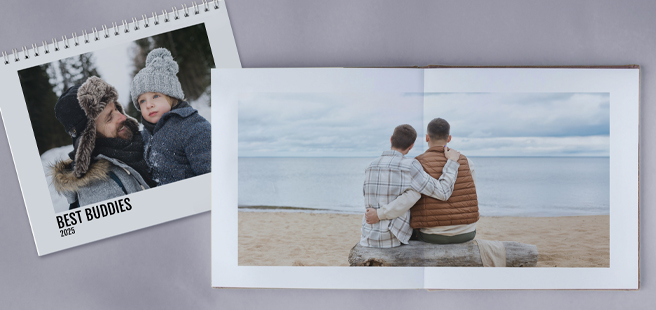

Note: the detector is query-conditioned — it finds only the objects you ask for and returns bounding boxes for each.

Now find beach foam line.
[238,205,361,214]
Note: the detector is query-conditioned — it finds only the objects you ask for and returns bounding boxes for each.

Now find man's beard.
[97,120,133,141]
[117,122,134,141]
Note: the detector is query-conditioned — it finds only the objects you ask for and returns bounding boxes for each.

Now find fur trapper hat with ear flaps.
[54,76,139,178]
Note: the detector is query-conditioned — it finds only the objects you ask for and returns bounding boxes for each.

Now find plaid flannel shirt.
[360,150,459,248]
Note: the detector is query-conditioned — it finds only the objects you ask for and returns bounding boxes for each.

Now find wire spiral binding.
[3,0,221,65]
[173,6,180,20]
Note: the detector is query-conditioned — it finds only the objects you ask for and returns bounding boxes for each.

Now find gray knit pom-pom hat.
[130,47,185,111]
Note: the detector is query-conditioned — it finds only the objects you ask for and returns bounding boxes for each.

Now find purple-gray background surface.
[0,0,650,309]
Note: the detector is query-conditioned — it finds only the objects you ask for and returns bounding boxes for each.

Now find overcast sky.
[239,92,609,157]
[239,92,425,157]
[424,92,609,157]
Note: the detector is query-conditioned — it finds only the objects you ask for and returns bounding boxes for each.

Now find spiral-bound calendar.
[0,0,241,255]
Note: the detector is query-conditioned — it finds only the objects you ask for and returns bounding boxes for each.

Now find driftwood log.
[349,240,538,267]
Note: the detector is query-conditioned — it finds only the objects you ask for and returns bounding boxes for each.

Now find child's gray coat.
[142,103,211,186]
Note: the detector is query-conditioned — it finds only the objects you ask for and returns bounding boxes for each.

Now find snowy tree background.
[17,24,215,213]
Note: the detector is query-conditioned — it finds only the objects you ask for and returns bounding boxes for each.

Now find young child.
[130,47,211,186]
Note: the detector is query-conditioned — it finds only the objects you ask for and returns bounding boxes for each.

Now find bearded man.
[51,77,155,210]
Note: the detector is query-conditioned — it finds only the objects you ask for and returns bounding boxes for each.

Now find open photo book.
[212,67,639,289]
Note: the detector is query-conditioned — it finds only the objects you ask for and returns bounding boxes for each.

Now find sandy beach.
[238,212,609,267]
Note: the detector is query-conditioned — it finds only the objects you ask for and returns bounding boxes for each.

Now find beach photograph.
[238,92,610,267]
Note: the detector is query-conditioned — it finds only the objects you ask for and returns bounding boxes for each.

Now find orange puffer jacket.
[410,146,479,228]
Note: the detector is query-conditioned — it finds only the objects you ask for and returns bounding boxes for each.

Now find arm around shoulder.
[411,158,459,201]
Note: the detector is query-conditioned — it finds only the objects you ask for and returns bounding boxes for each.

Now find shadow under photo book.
[211,67,638,290]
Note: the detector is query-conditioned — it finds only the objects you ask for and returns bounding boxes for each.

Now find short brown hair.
[427,118,450,141]
[165,95,180,108]
[391,124,417,150]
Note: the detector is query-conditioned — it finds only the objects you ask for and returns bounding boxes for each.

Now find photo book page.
[0,1,241,255]
[211,67,639,289]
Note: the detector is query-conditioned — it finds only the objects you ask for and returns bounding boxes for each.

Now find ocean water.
[238,157,610,217]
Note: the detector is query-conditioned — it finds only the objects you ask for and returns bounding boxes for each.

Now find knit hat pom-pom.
[145,48,179,74]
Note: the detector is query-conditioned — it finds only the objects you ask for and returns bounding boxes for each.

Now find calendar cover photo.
[19,24,214,214]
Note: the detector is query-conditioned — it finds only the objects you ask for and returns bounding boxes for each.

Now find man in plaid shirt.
[360,124,461,248]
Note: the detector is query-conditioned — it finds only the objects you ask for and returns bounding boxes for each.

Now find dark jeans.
[417,230,476,244]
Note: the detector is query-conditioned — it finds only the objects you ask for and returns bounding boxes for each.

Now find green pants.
[417,230,476,244]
